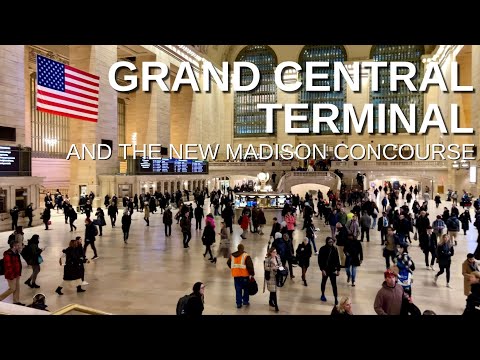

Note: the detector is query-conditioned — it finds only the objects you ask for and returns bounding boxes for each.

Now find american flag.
[36,54,99,122]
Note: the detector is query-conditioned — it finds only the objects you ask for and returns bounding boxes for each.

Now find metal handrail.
[52,303,112,315]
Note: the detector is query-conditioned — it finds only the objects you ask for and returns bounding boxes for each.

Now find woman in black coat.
[42,207,51,230]
[202,214,216,263]
[459,210,471,235]
[296,237,312,286]
[121,210,132,243]
[23,234,43,288]
[344,234,363,287]
[55,239,86,295]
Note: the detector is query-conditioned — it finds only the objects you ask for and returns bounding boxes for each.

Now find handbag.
[47,220,51,225]
[38,255,43,265]
[248,277,258,296]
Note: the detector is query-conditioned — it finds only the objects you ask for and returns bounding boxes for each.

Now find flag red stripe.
[37,98,98,115]
[37,89,98,108]
[65,64,100,80]
[65,88,99,101]
[65,80,99,95]
[36,106,98,122]
[65,72,100,87]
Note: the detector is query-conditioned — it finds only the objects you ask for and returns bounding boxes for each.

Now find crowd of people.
[1,183,480,316]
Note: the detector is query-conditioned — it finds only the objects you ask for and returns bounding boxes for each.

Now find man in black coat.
[318,237,341,305]
[25,203,34,227]
[10,206,19,231]
[419,226,437,269]
[222,202,234,234]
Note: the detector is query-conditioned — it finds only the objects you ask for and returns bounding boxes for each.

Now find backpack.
[0,258,4,276]
[176,294,192,316]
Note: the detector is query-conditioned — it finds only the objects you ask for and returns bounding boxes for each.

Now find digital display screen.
[0,145,20,175]
[137,158,208,175]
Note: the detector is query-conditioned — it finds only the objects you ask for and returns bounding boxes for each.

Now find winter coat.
[121,214,132,232]
[459,213,471,231]
[344,239,363,267]
[85,222,97,242]
[264,254,281,292]
[163,210,173,225]
[419,232,437,254]
[374,282,405,315]
[437,243,454,267]
[240,214,249,230]
[181,216,192,233]
[317,244,340,274]
[62,246,84,281]
[462,259,479,296]
[201,224,216,246]
[3,249,22,280]
[296,242,312,268]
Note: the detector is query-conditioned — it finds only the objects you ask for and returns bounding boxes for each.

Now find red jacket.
[3,249,22,280]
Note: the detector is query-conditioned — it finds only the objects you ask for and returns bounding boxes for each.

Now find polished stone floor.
[0,195,477,315]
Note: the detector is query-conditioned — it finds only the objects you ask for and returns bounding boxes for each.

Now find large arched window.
[370,45,424,132]
[298,45,346,133]
[234,45,277,137]
[30,73,70,157]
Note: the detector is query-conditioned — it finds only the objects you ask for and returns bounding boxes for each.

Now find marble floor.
[0,197,477,315]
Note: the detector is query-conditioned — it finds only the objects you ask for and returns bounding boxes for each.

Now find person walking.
[318,236,341,305]
[374,269,405,315]
[181,211,192,248]
[68,205,78,232]
[121,210,132,243]
[163,206,173,237]
[419,226,437,270]
[0,240,24,305]
[22,235,43,289]
[108,202,118,227]
[83,218,99,260]
[194,204,204,231]
[95,207,106,236]
[184,282,205,317]
[25,203,34,227]
[264,247,281,312]
[216,222,231,260]
[434,234,454,287]
[462,253,479,296]
[344,234,363,287]
[56,239,87,295]
[227,244,255,309]
[143,202,150,226]
[296,237,312,286]
[202,214,216,263]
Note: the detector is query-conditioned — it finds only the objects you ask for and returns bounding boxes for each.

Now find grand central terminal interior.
[0,45,479,315]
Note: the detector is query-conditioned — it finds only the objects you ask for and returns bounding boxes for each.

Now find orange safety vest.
[231,253,250,277]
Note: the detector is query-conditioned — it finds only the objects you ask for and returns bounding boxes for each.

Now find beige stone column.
[0,46,25,146]
[69,45,118,208]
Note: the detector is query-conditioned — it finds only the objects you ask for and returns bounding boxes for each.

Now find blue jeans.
[308,235,317,253]
[234,276,250,305]
[345,258,357,283]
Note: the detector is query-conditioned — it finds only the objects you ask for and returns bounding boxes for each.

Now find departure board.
[0,145,20,175]
[137,158,208,174]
